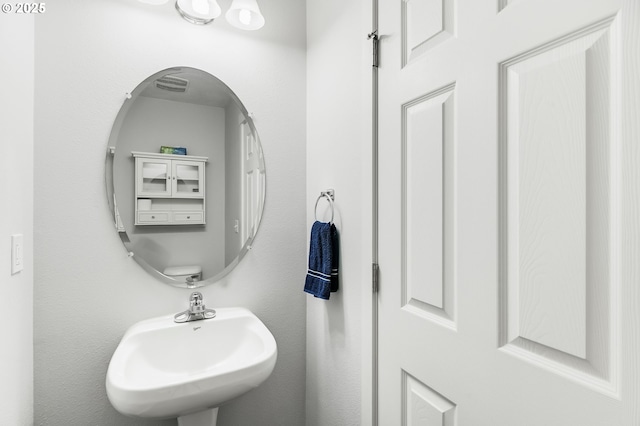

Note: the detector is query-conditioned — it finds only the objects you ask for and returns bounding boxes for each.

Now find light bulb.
[225,0,265,30]
[238,9,251,26]
[175,0,221,24]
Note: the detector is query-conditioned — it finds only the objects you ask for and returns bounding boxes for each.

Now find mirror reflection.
[106,67,265,288]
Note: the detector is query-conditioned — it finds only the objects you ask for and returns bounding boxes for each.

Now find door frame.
[362,0,378,424]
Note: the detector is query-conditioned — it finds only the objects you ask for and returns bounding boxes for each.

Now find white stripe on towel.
[307,270,331,282]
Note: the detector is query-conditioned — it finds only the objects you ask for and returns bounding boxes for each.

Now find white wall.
[0,12,34,426]
[34,1,306,425]
[306,0,372,424]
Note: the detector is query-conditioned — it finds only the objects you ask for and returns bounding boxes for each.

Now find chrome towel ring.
[314,189,335,223]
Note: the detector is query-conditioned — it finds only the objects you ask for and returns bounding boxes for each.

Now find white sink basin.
[106,307,277,420]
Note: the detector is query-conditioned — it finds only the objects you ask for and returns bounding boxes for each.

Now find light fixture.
[139,0,265,29]
[225,0,265,31]
[175,0,222,25]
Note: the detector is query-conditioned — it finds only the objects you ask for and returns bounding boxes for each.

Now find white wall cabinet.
[132,152,208,225]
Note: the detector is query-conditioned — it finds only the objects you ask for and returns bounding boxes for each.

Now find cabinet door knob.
[151,216,155,219]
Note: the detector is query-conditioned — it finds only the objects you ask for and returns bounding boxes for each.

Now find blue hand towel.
[304,221,340,300]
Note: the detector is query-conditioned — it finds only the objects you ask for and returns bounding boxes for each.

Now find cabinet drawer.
[173,212,204,223]
[137,212,170,223]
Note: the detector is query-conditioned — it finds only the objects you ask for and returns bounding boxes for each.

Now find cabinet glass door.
[137,159,172,196]
[173,160,204,198]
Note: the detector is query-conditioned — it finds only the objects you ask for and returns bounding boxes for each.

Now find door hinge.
[372,263,379,292]
[367,30,379,68]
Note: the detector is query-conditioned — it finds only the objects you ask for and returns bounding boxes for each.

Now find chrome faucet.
[174,291,216,323]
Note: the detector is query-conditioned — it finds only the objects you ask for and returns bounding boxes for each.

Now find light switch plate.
[11,234,23,274]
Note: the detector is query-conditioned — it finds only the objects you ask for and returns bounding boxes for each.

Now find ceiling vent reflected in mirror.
[155,75,189,93]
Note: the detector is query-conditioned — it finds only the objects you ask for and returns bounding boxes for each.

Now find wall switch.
[11,234,23,274]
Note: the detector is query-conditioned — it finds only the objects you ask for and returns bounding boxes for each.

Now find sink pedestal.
[178,408,219,426]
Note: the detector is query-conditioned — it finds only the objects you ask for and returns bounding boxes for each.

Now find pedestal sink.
[106,307,277,426]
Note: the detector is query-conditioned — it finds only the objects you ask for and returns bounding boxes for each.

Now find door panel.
[403,371,456,426]
[377,0,639,424]
[498,17,618,395]
[403,0,455,67]
[402,84,456,327]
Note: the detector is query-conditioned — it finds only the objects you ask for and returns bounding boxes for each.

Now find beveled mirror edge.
[104,66,267,289]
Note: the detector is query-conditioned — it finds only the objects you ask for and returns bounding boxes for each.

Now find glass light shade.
[175,0,221,25]
[225,0,265,30]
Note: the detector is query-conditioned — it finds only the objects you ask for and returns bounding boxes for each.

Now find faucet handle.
[189,291,206,314]
[190,291,203,303]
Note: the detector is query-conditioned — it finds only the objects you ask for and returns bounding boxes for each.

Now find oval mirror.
[105,67,266,288]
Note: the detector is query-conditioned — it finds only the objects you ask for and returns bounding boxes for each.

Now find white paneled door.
[377,0,640,424]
